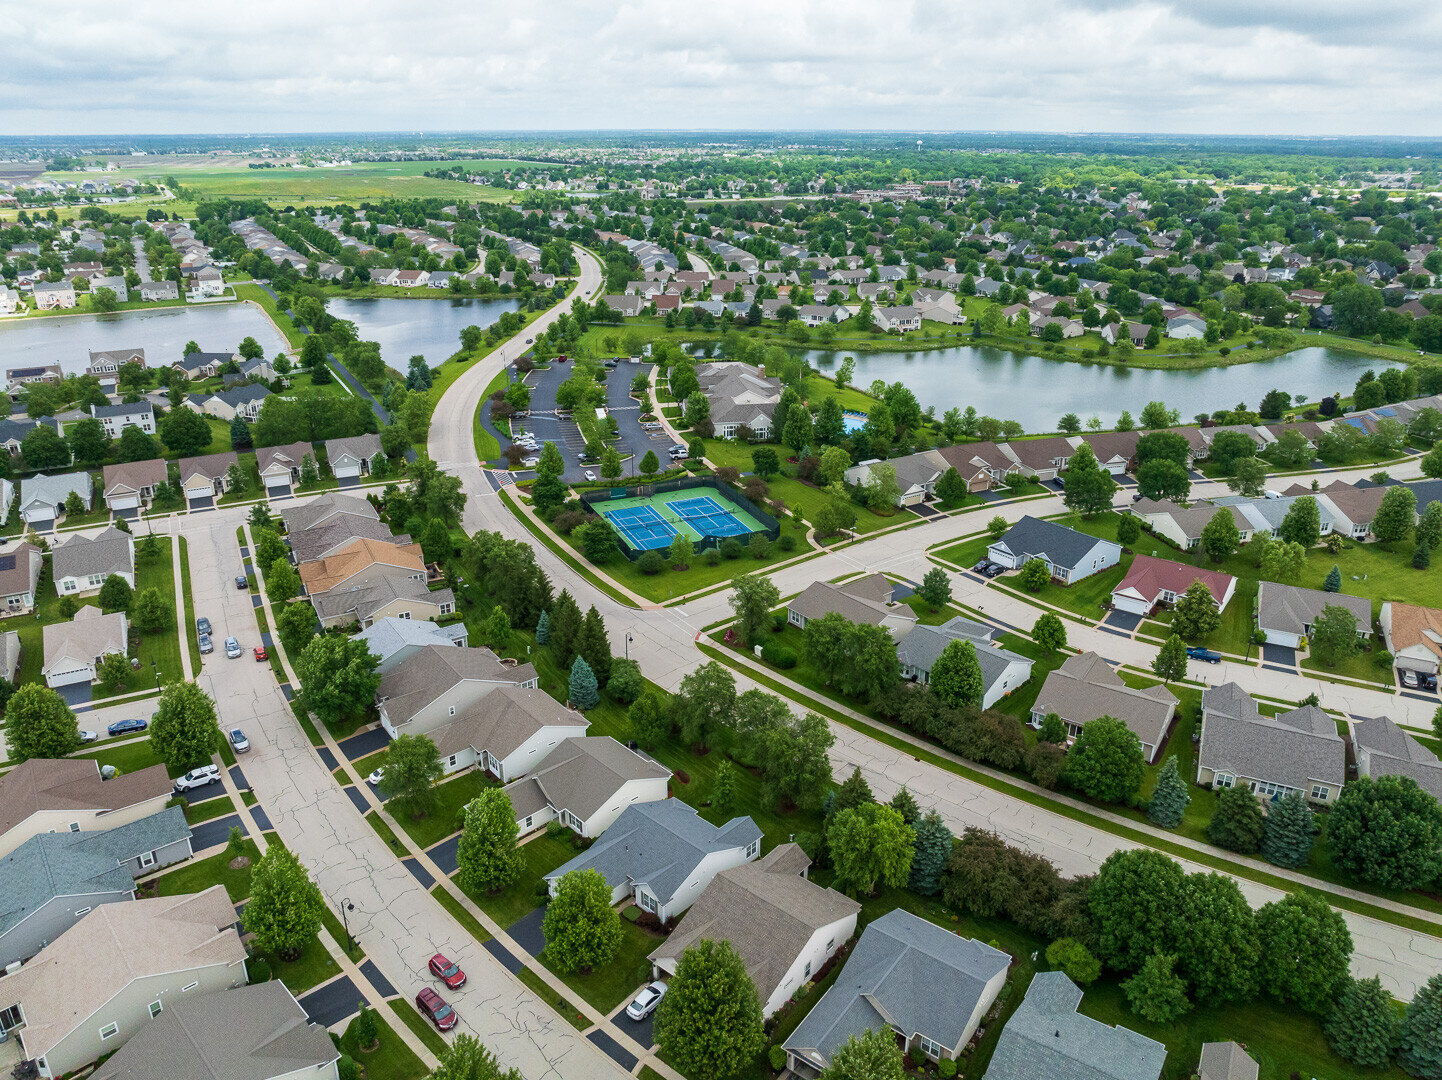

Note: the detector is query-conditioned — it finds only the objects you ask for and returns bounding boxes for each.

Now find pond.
[0,303,289,377]
[329,296,523,365]
[798,342,1405,429]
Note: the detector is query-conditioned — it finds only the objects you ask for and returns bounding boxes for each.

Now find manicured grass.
[153,838,262,902]
[1000,549,1132,620]
[470,367,511,461]
[270,935,342,994]
[388,998,450,1058]
[73,736,163,775]
[540,920,657,1014]
[177,536,202,673]
[931,533,994,571]
[429,883,493,943]
[321,905,366,963]
[388,769,497,851]
[342,1010,428,1080]
[465,832,575,928]
[93,537,183,699]
[365,811,407,856]
[1147,577,1260,656]
[511,963,589,1029]
[184,795,236,824]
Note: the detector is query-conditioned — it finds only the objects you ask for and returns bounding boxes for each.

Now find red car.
[429,952,466,989]
[253,646,268,662]
[415,987,457,1031]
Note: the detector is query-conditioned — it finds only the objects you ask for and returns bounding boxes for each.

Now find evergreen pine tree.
[1400,972,1442,1079]
[1324,564,1342,592]
[888,786,921,825]
[568,656,600,709]
[578,606,613,686]
[833,767,873,815]
[907,810,952,895]
[1326,976,1399,1067]
[549,591,584,670]
[711,761,736,817]
[1146,756,1190,829]
[536,610,550,645]
[1260,790,1318,869]
[1208,784,1266,853]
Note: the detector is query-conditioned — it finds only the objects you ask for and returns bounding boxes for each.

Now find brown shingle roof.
[101,459,167,497]
[297,537,424,595]
[0,759,170,837]
[377,645,537,726]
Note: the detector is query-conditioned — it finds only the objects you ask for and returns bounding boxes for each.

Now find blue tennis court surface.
[670,496,751,537]
[602,504,678,550]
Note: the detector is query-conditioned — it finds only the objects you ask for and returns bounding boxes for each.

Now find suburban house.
[20,473,95,526]
[1109,555,1236,617]
[0,418,57,457]
[85,349,146,379]
[936,441,1024,492]
[101,459,168,514]
[187,384,270,422]
[41,606,128,688]
[1352,714,1442,802]
[376,645,539,739]
[31,282,76,310]
[695,362,784,439]
[310,573,456,629]
[984,971,1166,1080]
[289,516,411,565]
[190,266,224,296]
[1196,682,1346,804]
[1380,602,1442,681]
[428,683,590,779]
[1197,1041,1259,1080]
[52,527,135,595]
[1080,430,1142,473]
[873,305,923,332]
[177,452,240,503]
[544,800,762,921]
[355,616,469,675]
[90,980,340,1080]
[254,440,313,493]
[298,537,426,598]
[502,735,672,837]
[282,491,378,534]
[1030,652,1178,763]
[1131,499,1253,550]
[325,433,384,480]
[0,807,193,968]
[174,351,236,379]
[0,758,172,858]
[896,617,1034,708]
[136,280,178,302]
[988,516,1123,584]
[1255,582,1371,649]
[0,632,17,684]
[1003,436,1077,481]
[0,887,248,1079]
[0,542,44,614]
[844,451,948,507]
[89,402,155,439]
[786,574,918,637]
[7,365,63,390]
[649,844,860,1018]
[1312,482,1389,540]
[783,910,1010,1076]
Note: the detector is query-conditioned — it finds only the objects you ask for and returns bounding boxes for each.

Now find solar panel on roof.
[1343,417,1366,429]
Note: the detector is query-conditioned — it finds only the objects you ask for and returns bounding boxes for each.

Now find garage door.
[109,494,140,511]
[332,464,361,480]
[265,474,291,492]
[46,664,93,688]
[1112,594,1151,616]
[185,482,214,501]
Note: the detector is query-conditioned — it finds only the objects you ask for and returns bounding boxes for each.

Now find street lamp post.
[625,633,633,661]
[339,898,355,954]
[151,659,158,688]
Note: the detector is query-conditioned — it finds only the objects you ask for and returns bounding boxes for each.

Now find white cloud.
[1,0,1438,135]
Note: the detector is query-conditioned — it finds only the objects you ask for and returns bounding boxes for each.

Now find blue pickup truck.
[1186,646,1222,664]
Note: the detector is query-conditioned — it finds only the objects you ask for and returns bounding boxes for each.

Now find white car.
[366,768,385,786]
[78,729,98,744]
[224,637,241,659]
[583,470,597,482]
[173,764,221,792]
[625,981,667,1021]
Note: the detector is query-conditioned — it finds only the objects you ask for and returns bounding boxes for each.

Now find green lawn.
[93,537,184,699]
[386,768,498,851]
[184,795,237,825]
[1000,551,1132,621]
[540,920,658,1014]
[73,736,163,775]
[465,832,575,928]
[388,999,450,1058]
[269,936,342,995]
[931,533,994,570]
[153,838,262,902]
[178,536,202,672]
[341,1010,428,1080]
[1301,646,1396,687]
[429,884,493,943]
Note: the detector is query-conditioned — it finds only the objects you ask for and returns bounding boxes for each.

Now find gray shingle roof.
[0,807,190,935]
[1256,582,1370,638]
[288,515,408,563]
[311,574,454,625]
[788,580,913,628]
[545,800,759,908]
[784,910,1009,1070]
[1198,1041,1259,1080]
[1199,682,1345,790]
[500,735,668,820]
[1353,715,1442,800]
[91,980,338,1080]
[376,645,535,725]
[896,618,1028,695]
[281,491,379,534]
[325,432,383,464]
[20,472,93,513]
[992,516,1117,572]
[984,970,1166,1080]
[52,527,133,581]
[355,616,467,667]
[431,684,590,763]
[1032,652,1176,752]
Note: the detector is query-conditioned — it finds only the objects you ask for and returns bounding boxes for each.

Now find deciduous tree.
[243,846,324,961]
[1064,717,1144,804]
[3,684,80,761]
[1329,775,1442,889]
[456,789,523,894]
[379,733,443,817]
[1123,952,1190,1023]
[1255,892,1352,1014]
[543,869,623,972]
[150,680,221,770]
[917,567,952,610]
[1089,848,1184,972]
[729,573,780,643]
[1310,603,1362,668]
[828,803,915,896]
[1032,612,1067,652]
[653,939,765,1080]
[820,1028,905,1080]
[930,638,984,709]
[1199,508,1240,563]
[295,635,382,731]
[1171,580,1221,641]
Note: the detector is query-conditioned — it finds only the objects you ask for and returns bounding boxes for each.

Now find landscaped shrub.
[938,1059,958,1077]
[771,611,787,632]
[705,549,722,567]
[721,538,744,559]
[638,550,665,575]
[779,534,796,551]
[761,643,797,669]
[768,1045,787,1071]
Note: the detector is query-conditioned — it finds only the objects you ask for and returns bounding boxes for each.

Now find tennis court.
[600,504,678,551]
[669,496,753,538]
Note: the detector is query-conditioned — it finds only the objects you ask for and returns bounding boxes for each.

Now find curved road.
[430,249,1442,1001]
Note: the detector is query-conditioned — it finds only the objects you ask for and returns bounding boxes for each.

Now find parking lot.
[512,358,674,482]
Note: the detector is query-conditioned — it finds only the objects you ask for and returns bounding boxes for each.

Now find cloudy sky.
[5,0,1440,136]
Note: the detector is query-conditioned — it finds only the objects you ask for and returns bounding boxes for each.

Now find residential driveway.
[507,907,547,958]
[187,496,214,512]
[1101,610,1142,632]
[56,681,92,707]
[907,502,943,518]
[612,987,660,1050]
[1262,643,1297,667]
[338,726,391,761]
[191,813,247,851]
[298,975,366,1029]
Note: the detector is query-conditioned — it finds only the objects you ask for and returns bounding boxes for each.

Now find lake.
[796,343,1404,428]
[329,296,522,365]
[0,303,290,377]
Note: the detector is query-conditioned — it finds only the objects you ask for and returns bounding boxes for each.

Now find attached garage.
[264,475,292,496]
[45,658,95,687]
[1111,590,1154,617]
[184,479,215,502]
[107,493,141,512]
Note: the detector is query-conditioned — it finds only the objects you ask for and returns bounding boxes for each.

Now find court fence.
[580,476,781,561]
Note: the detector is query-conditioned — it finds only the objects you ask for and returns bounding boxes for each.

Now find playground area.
[592,484,771,553]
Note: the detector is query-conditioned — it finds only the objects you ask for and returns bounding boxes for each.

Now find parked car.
[224,637,241,659]
[415,988,457,1031]
[173,764,221,792]
[1425,674,1440,692]
[253,646,268,662]
[626,981,668,1020]
[972,560,1004,578]
[78,729,98,744]
[229,728,249,753]
[196,617,212,636]
[1403,669,1420,689]
[1186,647,1222,664]
[107,717,148,736]
[235,575,248,590]
[366,768,385,786]
[199,633,214,655]
[584,470,597,482]
[428,953,467,989]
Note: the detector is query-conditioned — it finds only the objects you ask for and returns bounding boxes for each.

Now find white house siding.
[981,659,1032,710]
[45,659,96,688]
[1111,591,1153,617]
[762,916,858,1018]
[657,842,760,922]
[578,775,672,839]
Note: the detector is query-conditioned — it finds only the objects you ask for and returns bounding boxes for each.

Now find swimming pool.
[842,411,868,433]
